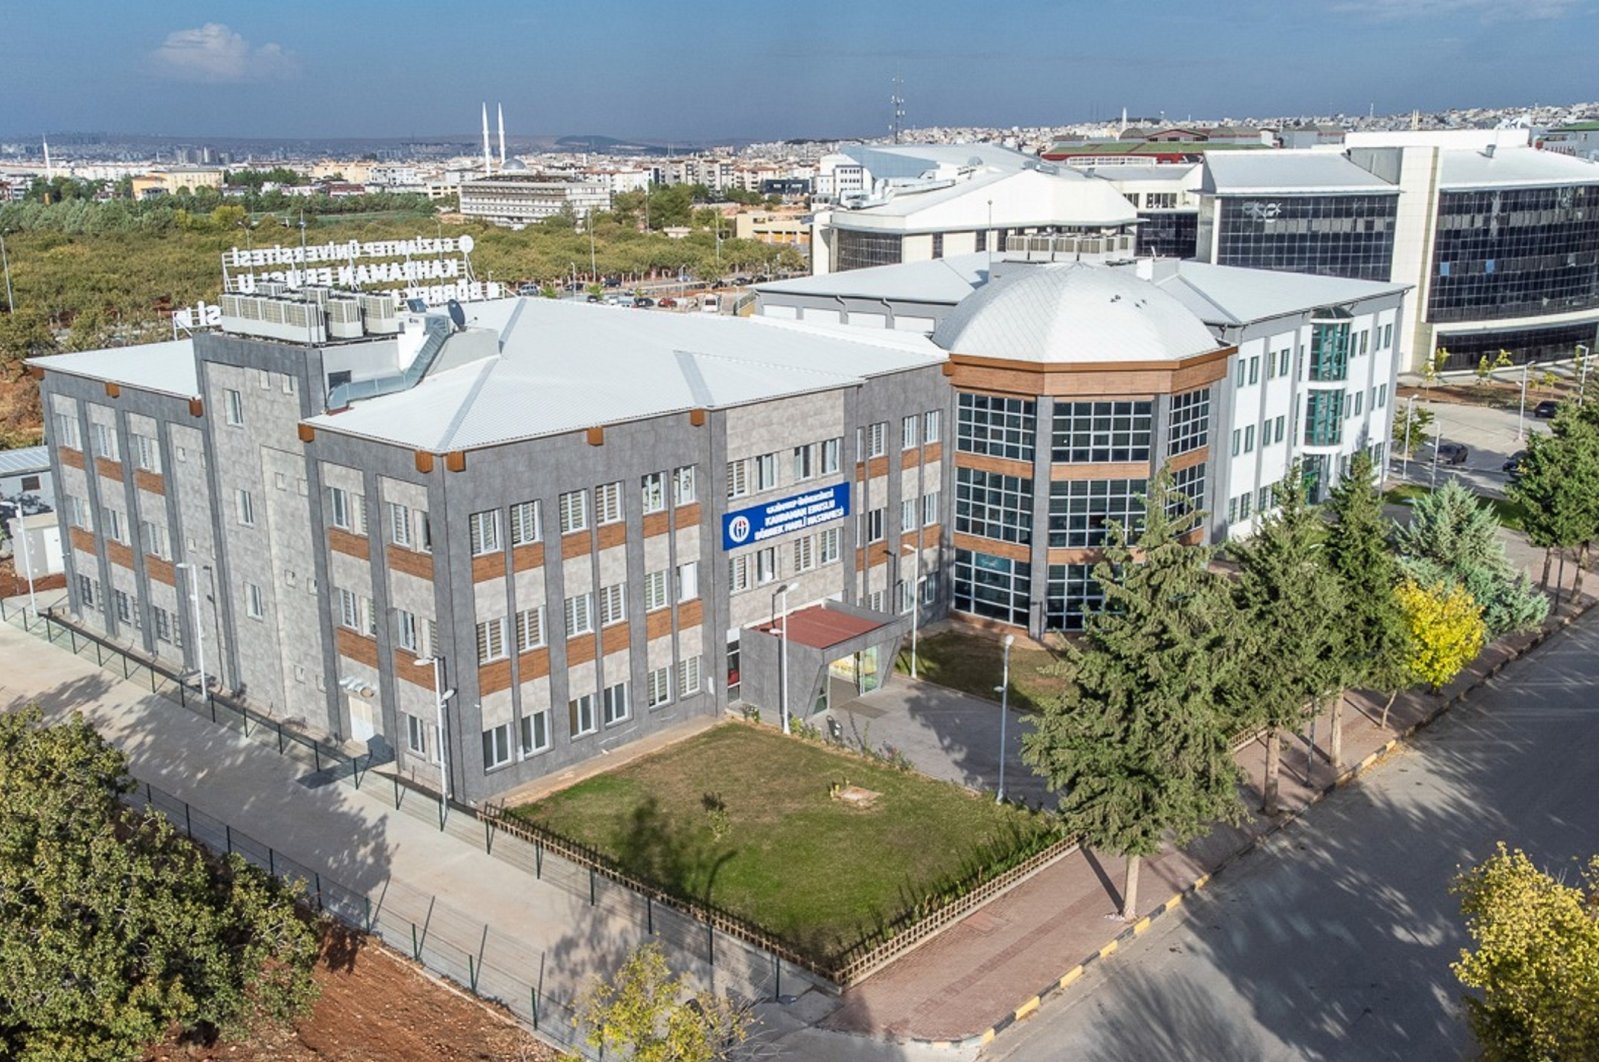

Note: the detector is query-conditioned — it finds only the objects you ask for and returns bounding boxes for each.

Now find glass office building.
[1211,193,1400,282]
[1136,211,1200,259]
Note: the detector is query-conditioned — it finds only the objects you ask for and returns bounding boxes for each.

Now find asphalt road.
[983,609,1599,1062]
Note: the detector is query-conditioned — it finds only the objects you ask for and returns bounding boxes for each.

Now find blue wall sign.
[722,482,851,551]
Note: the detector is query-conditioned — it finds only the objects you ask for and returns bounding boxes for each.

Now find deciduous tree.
[1393,578,1486,691]
[1022,469,1245,920]
[575,942,750,1062]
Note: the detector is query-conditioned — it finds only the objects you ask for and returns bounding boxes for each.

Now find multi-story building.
[458,170,610,227]
[129,167,227,198]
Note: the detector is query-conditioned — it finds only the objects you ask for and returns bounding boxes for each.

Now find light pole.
[1400,394,1415,482]
[175,561,207,697]
[413,655,456,809]
[588,215,597,281]
[14,514,37,617]
[1579,344,1592,406]
[1516,361,1529,444]
[772,583,792,735]
[1430,417,1443,490]
[995,634,1014,803]
[900,542,920,679]
[0,230,15,313]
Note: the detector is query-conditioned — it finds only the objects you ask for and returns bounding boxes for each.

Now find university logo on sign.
[721,482,850,551]
[727,514,753,546]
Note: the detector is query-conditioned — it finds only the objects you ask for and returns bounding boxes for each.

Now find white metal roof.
[1146,261,1410,326]
[931,262,1223,364]
[1436,147,1599,189]
[29,339,200,397]
[829,167,1139,232]
[1202,151,1396,195]
[756,253,990,304]
[308,299,943,451]
[0,445,50,476]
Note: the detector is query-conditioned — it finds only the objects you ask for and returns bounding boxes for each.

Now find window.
[1354,391,1364,416]
[564,592,594,636]
[1274,415,1286,444]
[469,509,502,555]
[923,490,941,526]
[482,723,512,770]
[726,460,749,499]
[931,232,944,259]
[139,520,168,559]
[245,582,264,620]
[52,412,80,450]
[67,494,91,531]
[389,503,413,547]
[754,453,778,492]
[641,472,667,514]
[598,583,627,626]
[338,588,360,630]
[1248,355,1260,385]
[679,656,702,696]
[1048,478,1148,548]
[1305,391,1343,446]
[595,481,622,524]
[407,715,433,760]
[329,487,353,531]
[818,527,841,564]
[153,606,179,645]
[476,617,507,663]
[793,444,816,482]
[953,549,1030,626]
[113,589,133,625]
[1383,323,1393,349]
[1167,388,1211,455]
[395,609,419,652]
[516,606,546,651]
[1279,349,1292,378]
[955,467,1032,544]
[1234,358,1246,388]
[224,388,244,426]
[647,666,673,708]
[1170,462,1207,517]
[793,535,815,573]
[570,694,597,736]
[924,409,942,444]
[673,466,697,506]
[236,489,255,527]
[1309,322,1351,382]
[902,415,919,450]
[102,507,125,543]
[901,498,916,532]
[1215,193,1399,283]
[755,546,778,584]
[676,561,698,602]
[644,570,669,611]
[1045,563,1105,631]
[559,490,588,533]
[819,438,841,474]
[602,682,629,726]
[1378,383,1388,409]
[77,574,94,609]
[1052,400,1152,463]
[864,507,886,543]
[520,710,550,756]
[132,433,161,472]
[866,422,887,458]
[1243,425,1255,453]
[957,393,1036,460]
[728,555,751,592]
[92,422,119,461]
[510,500,541,546]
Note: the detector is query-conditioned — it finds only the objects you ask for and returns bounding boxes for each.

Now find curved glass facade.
[1428,184,1599,324]
[1214,193,1399,282]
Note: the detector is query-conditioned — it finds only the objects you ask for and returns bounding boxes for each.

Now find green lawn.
[509,724,1056,962]
[897,628,1070,712]
[1385,483,1528,532]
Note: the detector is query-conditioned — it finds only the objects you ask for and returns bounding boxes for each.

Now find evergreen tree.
[1230,466,1346,811]
[1022,469,1245,920]
[1324,451,1411,736]
[1509,404,1599,599]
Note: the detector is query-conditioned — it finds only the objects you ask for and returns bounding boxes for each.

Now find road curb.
[923,595,1593,1054]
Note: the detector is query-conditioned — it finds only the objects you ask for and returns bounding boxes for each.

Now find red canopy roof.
[755,605,887,651]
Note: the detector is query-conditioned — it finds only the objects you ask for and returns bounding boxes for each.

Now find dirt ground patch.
[0,556,65,599]
[147,924,561,1061]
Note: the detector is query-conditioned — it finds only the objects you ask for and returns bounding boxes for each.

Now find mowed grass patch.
[509,723,1057,962]
[898,628,1070,712]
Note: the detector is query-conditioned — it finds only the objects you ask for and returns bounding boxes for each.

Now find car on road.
[516,283,540,296]
[1436,442,1469,465]
[585,293,602,303]
[633,296,655,308]
[657,296,677,308]
[1535,399,1561,419]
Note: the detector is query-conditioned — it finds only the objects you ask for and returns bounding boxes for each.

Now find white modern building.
[458,170,611,227]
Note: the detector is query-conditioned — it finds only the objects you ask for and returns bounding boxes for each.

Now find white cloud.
[1333,0,1576,20]
[148,23,302,83]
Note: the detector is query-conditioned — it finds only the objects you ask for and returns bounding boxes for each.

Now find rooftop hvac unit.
[257,282,289,298]
[298,286,333,307]
[357,292,401,335]
[325,299,364,340]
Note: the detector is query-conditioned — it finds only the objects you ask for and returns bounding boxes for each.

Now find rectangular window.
[1280,349,1291,377]
[559,490,588,534]
[641,472,667,514]
[564,592,594,636]
[647,666,673,708]
[132,432,160,472]
[469,509,501,555]
[224,388,244,426]
[818,527,841,564]
[673,465,697,506]
[1231,429,1241,457]
[389,502,413,547]
[924,409,942,444]
[793,535,815,573]
[139,520,167,559]
[510,500,541,546]
[679,656,702,696]
[901,498,916,532]
[482,723,511,770]
[1047,478,1148,548]
[755,546,778,584]
[793,444,815,482]
[726,460,749,499]
[644,569,669,611]
[819,438,841,474]
[1168,388,1211,455]
[1378,383,1388,408]
[570,694,597,737]
[338,587,360,630]
[1275,415,1287,444]
[902,415,919,450]
[1249,355,1260,385]
[1354,391,1364,415]
[595,482,622,525]
[676,561,698,602]
[236,489,255,527]
[1244,425,1255,453]
[113,589,132,624]
[957,393,1036,460]
[153,606,174,644]
[476,617,508,663]
[520,711,550,756]
[1051,400,1152,463]
[923,490,941,527]
[602,682,629,726]
[865,507,886,543]
[955,467,1032,544]
[245,582,264,620]
[77,574,94,609]
[1234,358,1246,387]
[728,555,751,592]
[598,583,627,626]
[395,609,419,652]
[328,487,350,530]
[953,548,1030,626]
[754,452,778,492]
[101,507,125,543]
[516,606,546,651]
[867,422,887,458]
[53,412,81,450]
[406,715,432,760]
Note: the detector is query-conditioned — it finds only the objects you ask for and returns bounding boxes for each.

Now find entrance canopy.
[753,605,889,650]
[741,601,907,719]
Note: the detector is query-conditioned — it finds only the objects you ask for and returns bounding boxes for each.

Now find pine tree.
[1324,451,1410,738]
[1509,407,1598,600]
[1230,465,1346,812]
[1022,468,1245,921]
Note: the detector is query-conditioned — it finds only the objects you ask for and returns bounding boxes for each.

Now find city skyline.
[3,0,1598,142]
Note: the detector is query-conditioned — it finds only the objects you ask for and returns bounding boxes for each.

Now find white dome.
[932,263,1221,363]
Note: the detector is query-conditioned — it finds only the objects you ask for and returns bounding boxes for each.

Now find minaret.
[481,102,492,175]
[43,138,52,180]
[497,103,506,168]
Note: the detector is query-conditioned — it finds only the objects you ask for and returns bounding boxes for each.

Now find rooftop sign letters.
[222,234,502,303]
[722,482,851,551]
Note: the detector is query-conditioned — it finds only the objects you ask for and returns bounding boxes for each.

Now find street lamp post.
[13,514,37,618]
[174,562,207,698]
[1579,344,1592,406]
[772,583,792,735]
[1430,417,1443,490]
[900,542,920,679]
[413,655,455,812]
[1516,361,1529,444]
[1400,394,1415,482]
[995,634,1014,803]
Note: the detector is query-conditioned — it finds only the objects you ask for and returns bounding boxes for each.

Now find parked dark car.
[585,293,602,303]
[1503,450,1528,481]
[632,296,655,308]
[1535,399,1560,419]
[1436,442,1469,466]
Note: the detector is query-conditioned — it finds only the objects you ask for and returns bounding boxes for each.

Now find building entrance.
[815,646,883,713]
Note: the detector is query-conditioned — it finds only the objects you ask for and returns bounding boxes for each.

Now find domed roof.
[931,263,1221,364]
[503,157,529,171]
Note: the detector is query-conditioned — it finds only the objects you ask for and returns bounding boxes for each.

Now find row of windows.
[1052,400,1152,464]
[958,388,1210,464]
[471,467,696,555]
[729,528,841,591]
[955,467,1031,544]
[75,575,184,647]
[1215,194,1400,283]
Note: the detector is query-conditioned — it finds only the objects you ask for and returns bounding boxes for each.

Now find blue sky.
[2,0,1596,142]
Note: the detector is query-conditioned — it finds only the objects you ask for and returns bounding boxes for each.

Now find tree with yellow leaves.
[1394,578,1486,690]
[575,942,750,1062]
[1452,843,1599,1060]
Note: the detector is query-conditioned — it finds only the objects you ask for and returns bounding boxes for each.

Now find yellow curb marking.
[1131,916,1153,935]
[1059,966,1084,989]
[1098,939,1119,960]
[980,1028,995,1045]
[1192,873,1210,890]
[1163,893,1183,913]
[1014,996,1040,1021]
